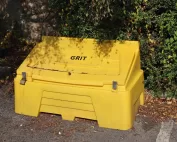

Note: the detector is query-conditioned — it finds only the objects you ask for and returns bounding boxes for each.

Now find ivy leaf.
[170,38,174,43]
[175,31,177,36]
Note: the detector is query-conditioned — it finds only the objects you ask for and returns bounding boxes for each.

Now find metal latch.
[20,72,26,85]
[112,81,118,90]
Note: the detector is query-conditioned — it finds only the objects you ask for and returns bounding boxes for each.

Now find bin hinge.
[112,81,118,90]
[20,72,27,85]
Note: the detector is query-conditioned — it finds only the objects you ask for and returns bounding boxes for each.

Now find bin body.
[14,36,144,130]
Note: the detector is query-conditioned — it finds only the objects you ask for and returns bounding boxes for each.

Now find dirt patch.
[138,90,177,123]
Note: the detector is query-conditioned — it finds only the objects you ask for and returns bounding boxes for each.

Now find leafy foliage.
[48,0,132,39]
[48,0,177,98]
[0,12,33,81]
[132,0,177,97]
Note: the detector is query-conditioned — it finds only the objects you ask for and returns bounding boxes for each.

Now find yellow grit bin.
[14,36,144,130]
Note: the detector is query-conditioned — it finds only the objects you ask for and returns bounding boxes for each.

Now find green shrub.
[0,12,32,80]
[131,0,177,97]
[48,0,177,98]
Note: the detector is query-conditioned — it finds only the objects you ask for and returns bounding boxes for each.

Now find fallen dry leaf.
[138,90,177,122]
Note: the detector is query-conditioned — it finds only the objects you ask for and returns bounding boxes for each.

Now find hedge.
[48,0,177,98]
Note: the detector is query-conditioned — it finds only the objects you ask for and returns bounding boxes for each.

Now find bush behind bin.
[49,0,177,98]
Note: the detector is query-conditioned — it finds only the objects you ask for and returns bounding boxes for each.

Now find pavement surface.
[0,83,177,142]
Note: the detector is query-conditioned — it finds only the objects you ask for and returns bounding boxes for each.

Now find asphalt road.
[0,85,177,142]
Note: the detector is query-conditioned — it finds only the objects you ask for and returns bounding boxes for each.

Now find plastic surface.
[14,36,144,130]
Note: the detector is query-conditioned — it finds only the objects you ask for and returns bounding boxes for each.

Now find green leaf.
[165,39,170,43]
[175,31,177,36]
[174,36,177,40]
[170,38,174,43]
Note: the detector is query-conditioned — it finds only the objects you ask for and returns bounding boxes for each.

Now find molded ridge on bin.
[14,36,144,130]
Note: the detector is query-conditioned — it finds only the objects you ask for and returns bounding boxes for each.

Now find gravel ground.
[0,83,177,142]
